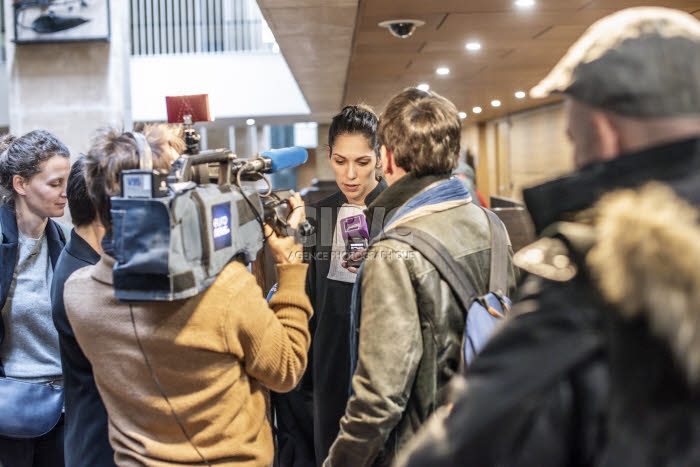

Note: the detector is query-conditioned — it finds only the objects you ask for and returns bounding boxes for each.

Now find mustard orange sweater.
[64,255,312,466]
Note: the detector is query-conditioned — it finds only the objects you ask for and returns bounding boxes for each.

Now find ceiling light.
[514,91,526,99]
[491,100,502,107]
[436,67,450,76]
[246,118,255,126]
[417,83,430,92]
[472,106,482,114]
[465,42,482,51]
[515,0,536,8]
[458,111,467,119]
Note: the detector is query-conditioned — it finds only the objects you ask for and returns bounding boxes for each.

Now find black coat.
[50,230,115,467]
[398,137,700,466]
[307,180,387,466]
[273,179,387,467]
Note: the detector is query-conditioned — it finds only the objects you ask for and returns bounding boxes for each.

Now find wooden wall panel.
[508,103,573,200]
[465,102,574,203]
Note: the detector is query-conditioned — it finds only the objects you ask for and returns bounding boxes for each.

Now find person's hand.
[341,248,367,274]
[265,193,305,264]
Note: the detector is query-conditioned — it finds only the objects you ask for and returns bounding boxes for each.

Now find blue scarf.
[347,177,470,394]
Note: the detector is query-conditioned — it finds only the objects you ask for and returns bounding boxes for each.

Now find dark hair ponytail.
[328,104,379,157]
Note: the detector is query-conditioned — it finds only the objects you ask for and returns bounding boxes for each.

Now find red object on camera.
[165,94,212,123]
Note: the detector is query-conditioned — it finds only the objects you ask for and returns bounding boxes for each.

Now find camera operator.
[51,124,186,467]
[63,127,313,466]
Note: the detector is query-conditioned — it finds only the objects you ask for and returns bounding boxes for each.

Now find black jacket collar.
[366,178,388,207]
[66,229,101,265]
[523,137,700,234]
[0,204,18,243]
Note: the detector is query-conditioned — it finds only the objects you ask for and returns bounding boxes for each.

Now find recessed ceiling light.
[465,42,482,51]
[417,83,430,92]
[515,0,536,8]
[458,111,467,119]
[246,118,255,126]
[472,106,482,114]
[436,67,450,76]
[491,100,502,107]
[515,91,526,99]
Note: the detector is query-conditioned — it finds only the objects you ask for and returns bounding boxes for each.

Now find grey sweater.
[0,231,61,382]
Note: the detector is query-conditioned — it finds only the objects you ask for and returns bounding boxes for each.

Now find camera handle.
[182,115,201,155]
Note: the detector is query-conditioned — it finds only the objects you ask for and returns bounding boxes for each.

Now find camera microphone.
[239,146,308,174]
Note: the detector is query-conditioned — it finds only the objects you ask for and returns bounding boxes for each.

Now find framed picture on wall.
[13,0,110,44]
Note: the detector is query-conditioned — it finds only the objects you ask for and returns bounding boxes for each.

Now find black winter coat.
[50,230,114,467]
[398,137,700,466]
[273,180,387,467]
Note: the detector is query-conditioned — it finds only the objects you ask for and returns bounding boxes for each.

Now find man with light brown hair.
[323,88,517,467]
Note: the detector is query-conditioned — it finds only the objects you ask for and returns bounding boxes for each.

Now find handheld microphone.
[340,214,370,268]
[240,146,308,174]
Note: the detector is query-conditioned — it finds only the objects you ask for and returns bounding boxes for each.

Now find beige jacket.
[64,256,312,467]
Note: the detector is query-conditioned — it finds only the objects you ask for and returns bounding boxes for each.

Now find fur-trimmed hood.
[588,183,700,384]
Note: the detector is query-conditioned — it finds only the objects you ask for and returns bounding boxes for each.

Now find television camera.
[111,135,312,302]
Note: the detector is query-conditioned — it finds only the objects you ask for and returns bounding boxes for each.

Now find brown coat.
[64,255,312,467]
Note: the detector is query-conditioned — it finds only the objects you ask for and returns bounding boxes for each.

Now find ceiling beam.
[257,0,360,123]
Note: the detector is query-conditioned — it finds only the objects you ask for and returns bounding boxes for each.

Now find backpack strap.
[483,209,510,294]
[383,229,478,311]
[383,208,510,303]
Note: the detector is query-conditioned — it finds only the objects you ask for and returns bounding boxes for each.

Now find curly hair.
[328,104,380,157]
[84,124,184,230]
[0,130,70,207]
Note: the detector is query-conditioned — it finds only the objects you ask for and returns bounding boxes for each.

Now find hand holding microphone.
[340,214,370,274]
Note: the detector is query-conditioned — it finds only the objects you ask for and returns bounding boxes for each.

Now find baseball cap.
[530,7,700,117]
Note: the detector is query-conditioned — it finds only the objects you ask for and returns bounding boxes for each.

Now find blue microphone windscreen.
[261,146,308,172]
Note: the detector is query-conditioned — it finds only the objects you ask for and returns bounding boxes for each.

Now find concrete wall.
[5,0,132,156]
[0,62,8,127]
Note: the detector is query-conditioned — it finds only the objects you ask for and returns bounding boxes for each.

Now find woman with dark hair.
[276,105,387,466]
[275,104,387,466]
[0,130,71,467]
